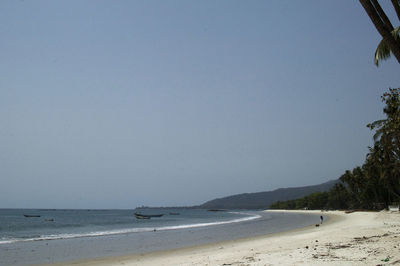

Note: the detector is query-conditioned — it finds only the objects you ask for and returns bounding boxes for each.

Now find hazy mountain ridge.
[198,179,340,210]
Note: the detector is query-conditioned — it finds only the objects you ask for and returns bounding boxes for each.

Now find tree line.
[270,88,400,210]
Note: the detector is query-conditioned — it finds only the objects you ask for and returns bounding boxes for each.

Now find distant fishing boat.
[135,213,150,219]
[24,214,41,218]
[134,213,163,219]
[169,212,180,215]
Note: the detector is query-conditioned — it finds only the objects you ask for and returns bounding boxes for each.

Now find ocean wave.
[0,212,261,245]
[157,212,261,231]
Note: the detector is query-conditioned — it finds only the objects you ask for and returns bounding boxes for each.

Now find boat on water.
[134,213,163,219]
[135,214,150,219]
[169,212,180,215]
[24,214,41,218]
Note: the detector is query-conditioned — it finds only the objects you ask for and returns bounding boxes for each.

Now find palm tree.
[359,0,400,66]
[367,88,400,205]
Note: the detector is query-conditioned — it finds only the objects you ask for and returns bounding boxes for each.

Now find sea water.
[0,208,321,265]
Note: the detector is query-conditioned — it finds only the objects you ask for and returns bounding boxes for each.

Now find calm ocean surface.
[0,208,321,265]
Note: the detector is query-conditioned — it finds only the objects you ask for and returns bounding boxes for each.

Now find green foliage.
[366,88,400,203]
[269,186,349,210]
[270,89,400,210]
[326,183,350,210]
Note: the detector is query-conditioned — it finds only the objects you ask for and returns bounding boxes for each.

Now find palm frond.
[393,26,400,40]
[375,39,391,66]
[374,26,400,66]
[367,119,386,130]
[373,131,384,142]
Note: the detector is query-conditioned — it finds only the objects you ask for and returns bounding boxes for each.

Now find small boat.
[44,218,54,222]
[207,209,226,212]
[24,214,41,218]
[135,213,150,219]
[134,213,163,219]
[169,212,180,215]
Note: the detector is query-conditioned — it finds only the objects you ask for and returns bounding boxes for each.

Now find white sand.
[54,210,400,265]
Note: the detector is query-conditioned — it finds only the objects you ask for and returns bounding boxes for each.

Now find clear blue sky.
[1,0,399,208]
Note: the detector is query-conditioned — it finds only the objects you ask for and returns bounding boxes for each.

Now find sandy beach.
[52,210,400,266]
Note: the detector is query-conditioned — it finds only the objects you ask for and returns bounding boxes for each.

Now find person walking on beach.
[320,215,323,224]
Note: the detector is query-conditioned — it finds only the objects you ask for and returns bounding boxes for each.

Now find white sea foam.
[0,212,261,245]
[158,212,261,231]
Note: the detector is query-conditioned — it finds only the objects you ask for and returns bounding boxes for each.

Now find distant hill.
[198,179,339,210]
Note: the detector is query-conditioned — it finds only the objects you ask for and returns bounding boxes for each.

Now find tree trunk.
[372,0,394,30]
[360,0,400,65]
[392,0,400,21]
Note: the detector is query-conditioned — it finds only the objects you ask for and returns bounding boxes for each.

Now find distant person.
[320,215,324,224]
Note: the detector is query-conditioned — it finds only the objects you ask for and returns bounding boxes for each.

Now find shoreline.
[50,210,350,265]
[49,210,395,266]
[48,210,333,266]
